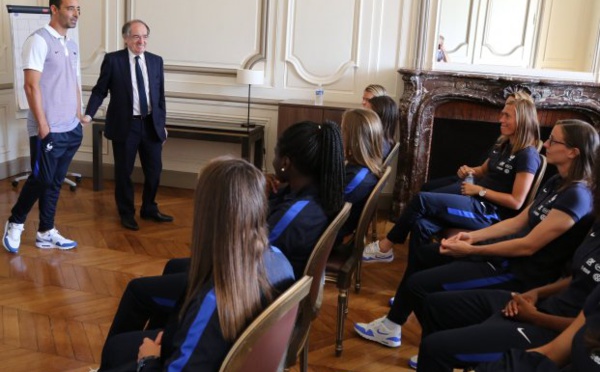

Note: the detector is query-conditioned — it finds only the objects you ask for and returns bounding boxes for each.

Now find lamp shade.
[236,69,264,85]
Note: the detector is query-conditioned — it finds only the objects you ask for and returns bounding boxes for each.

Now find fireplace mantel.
[392,68,600,218]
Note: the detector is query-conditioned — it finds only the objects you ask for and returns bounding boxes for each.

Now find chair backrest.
[284,203,352,368]
[383,142,400,168]
[535,139,544,152]
[523,154,547,209]
[351,166,392,262]
[325,166,391,288]
[303,202,352,313]
[219,276,312,372]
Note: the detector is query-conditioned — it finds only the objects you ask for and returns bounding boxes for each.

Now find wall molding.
[125,0,269,75]
[284,0,361,85]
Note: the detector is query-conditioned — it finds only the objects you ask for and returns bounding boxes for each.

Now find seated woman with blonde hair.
[337,108,384,243]
[361,83,387,108]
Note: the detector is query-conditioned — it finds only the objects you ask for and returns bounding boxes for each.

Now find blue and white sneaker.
[3,221,24,253]
[35,228,77,250]
[389,297,395,306]
[362,241,394,263]
[354,316,401,347]
[408,355,418,369]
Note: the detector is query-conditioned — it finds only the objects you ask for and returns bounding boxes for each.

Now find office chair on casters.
[11,171,82,192]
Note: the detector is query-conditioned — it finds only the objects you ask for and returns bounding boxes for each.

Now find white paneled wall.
[0,0,408,181]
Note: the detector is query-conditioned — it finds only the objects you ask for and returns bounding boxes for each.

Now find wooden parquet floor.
[0,177,419,372]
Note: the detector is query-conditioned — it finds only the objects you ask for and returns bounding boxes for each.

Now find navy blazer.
[85,48,167,142]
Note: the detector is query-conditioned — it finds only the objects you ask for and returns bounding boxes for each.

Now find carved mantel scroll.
[392,68,600,218]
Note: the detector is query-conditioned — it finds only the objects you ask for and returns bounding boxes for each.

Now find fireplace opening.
[428,118,554,182]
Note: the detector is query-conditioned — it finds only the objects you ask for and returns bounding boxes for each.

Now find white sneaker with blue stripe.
[362,240,394,263]
[35,228,77,250]
[409,355,418,369]
[3,221,24,253]
[354,316,401,347]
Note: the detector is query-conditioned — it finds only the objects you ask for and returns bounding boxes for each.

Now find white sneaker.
[3,221,24,253]
[354,316,401,347]
[362,240,394,263]
[409,355,418,369]
[35,228,77,250]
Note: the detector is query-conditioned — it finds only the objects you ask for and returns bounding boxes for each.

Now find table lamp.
[236,69,264,128]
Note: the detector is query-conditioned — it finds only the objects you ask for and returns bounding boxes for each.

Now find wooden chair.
[325,166,392,356]
[524,154,547,207]
[219,276,312,372]
[284,202,352,372]
[371,142,400,240]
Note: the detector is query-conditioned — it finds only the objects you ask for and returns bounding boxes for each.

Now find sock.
[383,317,401,332]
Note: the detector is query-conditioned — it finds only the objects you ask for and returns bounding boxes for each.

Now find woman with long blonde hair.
[337,108,384,241]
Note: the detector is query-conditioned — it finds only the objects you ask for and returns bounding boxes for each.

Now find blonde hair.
[341,108,384,177]
[182,156,274,341]
[364,84,387,97]
[498,92,540,154]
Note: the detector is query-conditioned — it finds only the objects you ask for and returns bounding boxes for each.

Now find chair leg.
[335,288,349,357]
[300,340,309,372]
[355,261,362,293]
[371,210,378,241]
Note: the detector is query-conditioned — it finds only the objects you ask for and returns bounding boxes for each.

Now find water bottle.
[315,84,324,105]
[464,171,474,184]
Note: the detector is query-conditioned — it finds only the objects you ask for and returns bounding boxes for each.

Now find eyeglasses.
[547,135,570,147]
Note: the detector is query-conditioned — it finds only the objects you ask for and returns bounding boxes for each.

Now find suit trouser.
[417,290,559,372]
[112,116,162,217]
[10,125,83,231]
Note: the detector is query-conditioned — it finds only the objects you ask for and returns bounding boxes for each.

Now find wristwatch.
[137,355,159,372]
[479,188,487,197]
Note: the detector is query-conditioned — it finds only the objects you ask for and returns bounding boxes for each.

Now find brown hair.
[181,156,274,341]
[556,120,599,191]
[341,109,384,177]
[368,95,399,148]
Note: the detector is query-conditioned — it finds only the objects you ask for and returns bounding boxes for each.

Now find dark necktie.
[135,56,148,116]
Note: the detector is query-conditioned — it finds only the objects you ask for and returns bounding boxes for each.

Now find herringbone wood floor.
[0,177,419,372]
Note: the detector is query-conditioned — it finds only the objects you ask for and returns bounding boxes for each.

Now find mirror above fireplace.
[414,0,600,82]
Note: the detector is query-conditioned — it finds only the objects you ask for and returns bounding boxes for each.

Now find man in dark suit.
[83,19,173,230]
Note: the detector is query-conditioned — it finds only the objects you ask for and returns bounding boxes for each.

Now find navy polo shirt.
[339,164,378,239]
[510,175,594,288]
[537,222,600,317]
[148,246,294,371]
[571,283,600,371]
[268,185,329,279]
[478,144,540,219]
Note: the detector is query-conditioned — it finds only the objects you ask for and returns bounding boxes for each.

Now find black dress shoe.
[121,216,139,231]
[140,211,174,223]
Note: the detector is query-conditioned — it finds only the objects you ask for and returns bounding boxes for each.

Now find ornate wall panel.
[285,0,361,85]
[475,0,535,66]
[437,0,474,63]
[127,0,268,74]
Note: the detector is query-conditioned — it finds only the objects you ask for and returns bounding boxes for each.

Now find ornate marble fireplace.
[392,68,600,218]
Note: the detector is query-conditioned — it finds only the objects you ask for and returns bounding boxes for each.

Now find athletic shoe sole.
[362,255,394,263]
[35,240,77,250]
